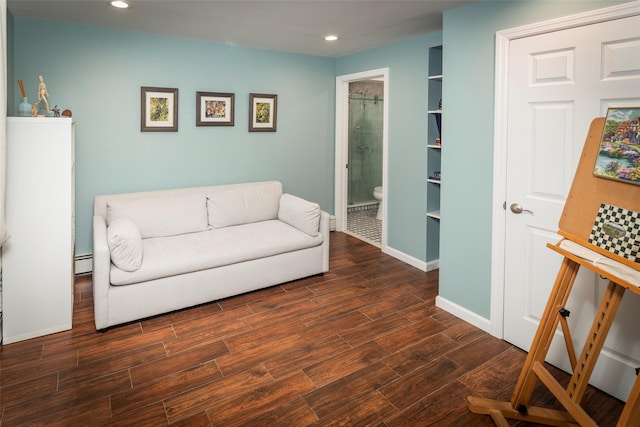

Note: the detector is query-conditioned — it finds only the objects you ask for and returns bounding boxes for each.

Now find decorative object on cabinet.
[17,79,31,117]
[249,93,277,132]
[2,117,75,344]
[17,78,25,97]
[141,86,178,132]
[196,91,235,127]
[18,97,30,117]
[32,75,51,116]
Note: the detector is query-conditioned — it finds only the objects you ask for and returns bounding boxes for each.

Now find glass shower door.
[348,94,383,206]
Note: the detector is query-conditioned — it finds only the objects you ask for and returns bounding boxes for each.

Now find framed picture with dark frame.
[249,93,277,132]
[141,86,178,132]
[196,91,235,127]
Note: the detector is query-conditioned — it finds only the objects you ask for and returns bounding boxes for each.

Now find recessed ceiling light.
[111,0,130,9]
[324,35,339,42]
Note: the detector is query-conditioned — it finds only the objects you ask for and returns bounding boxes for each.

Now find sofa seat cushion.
[109,219,323,286]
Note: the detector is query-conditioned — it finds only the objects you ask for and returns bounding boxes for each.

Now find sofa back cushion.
[207,181,282,228]
[107,193,208,238]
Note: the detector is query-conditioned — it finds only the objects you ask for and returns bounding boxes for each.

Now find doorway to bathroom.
[335,68,389,250]
[346,80,383,246]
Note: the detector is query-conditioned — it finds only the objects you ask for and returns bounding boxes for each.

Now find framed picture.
[249,93,277,132]
[593,107,640,186]
[196,92,235,126]
[141,87,178,132]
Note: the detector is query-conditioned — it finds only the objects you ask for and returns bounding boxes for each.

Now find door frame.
[335,68,390,250]
[490,1,640,338]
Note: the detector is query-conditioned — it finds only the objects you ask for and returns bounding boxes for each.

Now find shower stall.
[348,81,383,206]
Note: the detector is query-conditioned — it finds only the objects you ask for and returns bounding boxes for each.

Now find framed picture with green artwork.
[141,86,178,132]
[249,93,277,132]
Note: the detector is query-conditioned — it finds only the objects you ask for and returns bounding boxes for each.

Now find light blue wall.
[440,0,632,319]
[10,18,440,267]
[12,1,629,316]
[11,19,336,255]
[337,32,443,262]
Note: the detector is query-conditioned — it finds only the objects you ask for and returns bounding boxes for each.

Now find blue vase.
[19,97,31,117]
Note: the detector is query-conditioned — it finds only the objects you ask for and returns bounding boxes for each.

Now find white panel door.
[503,15,640,401]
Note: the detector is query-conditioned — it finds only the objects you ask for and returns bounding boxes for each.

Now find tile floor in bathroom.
[346,203,381,246]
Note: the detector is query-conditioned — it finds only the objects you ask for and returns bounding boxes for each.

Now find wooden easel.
[468,117,640,426]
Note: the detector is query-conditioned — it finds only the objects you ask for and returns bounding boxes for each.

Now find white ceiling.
[7,0,475,57]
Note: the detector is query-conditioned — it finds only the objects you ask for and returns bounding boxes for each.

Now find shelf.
[427,178,441,184]
[428,109,442,114]
[427,144,441,149]
[427,211,441,220]
[428,74,443,81]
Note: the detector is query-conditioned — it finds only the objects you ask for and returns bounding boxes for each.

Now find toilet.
[373,186,383,220]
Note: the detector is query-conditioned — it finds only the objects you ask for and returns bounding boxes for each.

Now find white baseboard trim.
[425,259,439,272]
[383,246,430,272]
[75,254,93,275]
[435,295,492,335]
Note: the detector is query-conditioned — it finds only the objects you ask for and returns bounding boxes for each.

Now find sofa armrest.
[319,211,330,272]
[278,193,321,237]
[92,215,111,330]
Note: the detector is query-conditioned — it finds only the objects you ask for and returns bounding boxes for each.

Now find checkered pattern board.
[588,203,640,263]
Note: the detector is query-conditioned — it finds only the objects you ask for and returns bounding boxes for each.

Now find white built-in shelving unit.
[427,46,442,262]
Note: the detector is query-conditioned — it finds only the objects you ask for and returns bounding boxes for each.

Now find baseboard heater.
[75,254,93,275]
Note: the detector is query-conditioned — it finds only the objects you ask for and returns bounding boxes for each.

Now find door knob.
[510,203,533,214]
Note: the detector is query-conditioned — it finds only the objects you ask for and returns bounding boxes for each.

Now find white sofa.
[92,181,329,330]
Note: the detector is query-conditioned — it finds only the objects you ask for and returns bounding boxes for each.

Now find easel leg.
[469,253,635,426]
[510,257,581,410]
[565,280,625,403]
[467,257,581,425]
[525,280,626,426]
[617,367,640,426]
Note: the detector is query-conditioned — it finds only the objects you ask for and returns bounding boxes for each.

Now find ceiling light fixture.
[324,35,339,42]
[110,0,130,9]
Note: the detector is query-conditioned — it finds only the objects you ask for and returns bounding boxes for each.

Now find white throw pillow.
[107,218,143,272]
[278,193,320,237]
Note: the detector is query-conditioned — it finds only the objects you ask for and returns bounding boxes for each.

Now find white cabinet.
[427,45,442,262]
[2,117,75,344]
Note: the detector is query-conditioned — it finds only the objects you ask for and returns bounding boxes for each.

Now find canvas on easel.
[592,107,640,186]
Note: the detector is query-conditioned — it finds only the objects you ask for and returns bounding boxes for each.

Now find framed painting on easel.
[593,107,640,185]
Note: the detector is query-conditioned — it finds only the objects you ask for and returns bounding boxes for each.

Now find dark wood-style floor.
[0,232,624,426]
